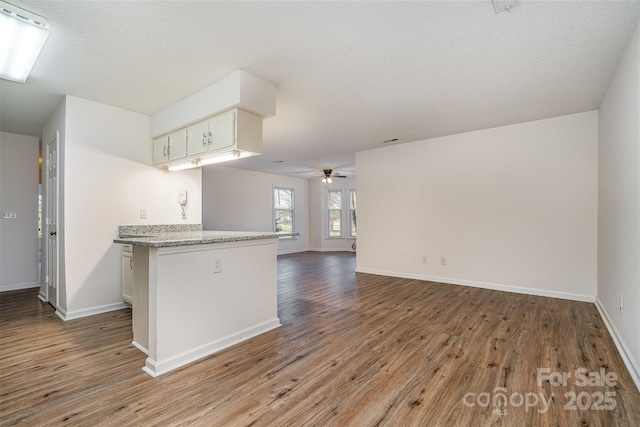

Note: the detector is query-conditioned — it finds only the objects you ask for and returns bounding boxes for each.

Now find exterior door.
[45,132,59,308]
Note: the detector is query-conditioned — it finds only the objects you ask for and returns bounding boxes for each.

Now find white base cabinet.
[121,245,133,304]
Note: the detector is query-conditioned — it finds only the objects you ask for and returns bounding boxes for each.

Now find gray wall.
[0,131,40,291]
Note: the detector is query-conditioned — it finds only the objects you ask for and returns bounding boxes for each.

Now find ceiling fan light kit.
[319,168,350,183]
[322,169,333,184]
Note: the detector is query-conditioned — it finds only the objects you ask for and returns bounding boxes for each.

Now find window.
[274,187,295,233]
[327,189,342,238]
[349,189,356,238]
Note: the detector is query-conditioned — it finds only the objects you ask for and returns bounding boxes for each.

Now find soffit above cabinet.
[150,70,276,138]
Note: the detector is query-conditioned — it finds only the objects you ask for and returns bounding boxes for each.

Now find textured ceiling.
[1,1,639,178]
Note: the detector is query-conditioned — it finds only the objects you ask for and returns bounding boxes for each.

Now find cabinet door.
[186,121,209,157]
[209,110,236,151]
[168,129,187,161]
[121,252,133,304]
[153,136,169,165]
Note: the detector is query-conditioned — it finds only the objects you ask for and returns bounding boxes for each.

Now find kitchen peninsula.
[114,225,292,377]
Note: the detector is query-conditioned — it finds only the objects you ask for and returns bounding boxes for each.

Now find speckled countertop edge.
[119,224,203,237]
[114,230,299,247]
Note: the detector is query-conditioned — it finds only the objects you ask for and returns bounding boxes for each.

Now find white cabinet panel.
[168,129,187,161]
[186,121,209,157]
[121,249,133,304]
[153,136,169,165]
[209,110,236,151]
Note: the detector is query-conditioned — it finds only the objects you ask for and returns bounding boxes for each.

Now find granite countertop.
[114,230,298,247]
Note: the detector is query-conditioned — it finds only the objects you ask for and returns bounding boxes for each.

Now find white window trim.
[348,188,356,238]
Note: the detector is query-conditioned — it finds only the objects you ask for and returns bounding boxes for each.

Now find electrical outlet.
[620,295,624,312]
[213,257,222,274]
[441,256,447,266]
[140,209,147,219]
[422,256,428,264]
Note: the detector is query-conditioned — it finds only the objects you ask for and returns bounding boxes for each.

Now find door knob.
[50,231,57,236]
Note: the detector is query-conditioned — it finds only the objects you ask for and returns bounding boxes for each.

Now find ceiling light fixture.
[168,149,253,171]
[322,169,333,184]
[492,0,519,14]
[0,1,50,83]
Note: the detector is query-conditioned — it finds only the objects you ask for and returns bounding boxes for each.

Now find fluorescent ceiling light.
[168,150,257,171]
[0,1,50,83]
[492,0,519,14]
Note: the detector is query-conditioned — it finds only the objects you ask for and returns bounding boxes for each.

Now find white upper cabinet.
[186,121,209,157]
[153,108,263,168]
[209,110,236,151]
[153,129,187,165]
[153,136,168,165]
[168,129,187,161]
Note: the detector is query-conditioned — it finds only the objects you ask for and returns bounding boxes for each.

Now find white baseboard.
[142,318,281,377]
[277,248,309,255]
[310,248,356,253]
[595,298,640,393]
[355,267,595,302]
[56,301,130,321]
[131,340,149,355]
[0,281,40,292]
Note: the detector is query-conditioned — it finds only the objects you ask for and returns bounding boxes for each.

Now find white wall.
[597,20,640,389]
[45,95,202,318]
[308,178,357,252]
[0,131,40,291]
[356,111,598,300]
[202,166,309,254]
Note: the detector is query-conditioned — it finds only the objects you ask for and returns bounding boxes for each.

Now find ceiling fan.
[287,165,353,181]
[320,169,347,183]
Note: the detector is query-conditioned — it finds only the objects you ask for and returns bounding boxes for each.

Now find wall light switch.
[140,209,147,219]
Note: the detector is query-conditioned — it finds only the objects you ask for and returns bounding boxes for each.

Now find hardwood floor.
[1,251,639,426]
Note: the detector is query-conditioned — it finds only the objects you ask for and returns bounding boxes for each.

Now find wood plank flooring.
[1,251,639,426]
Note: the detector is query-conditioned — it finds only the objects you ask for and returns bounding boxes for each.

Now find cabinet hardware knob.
[49,231,57,236]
